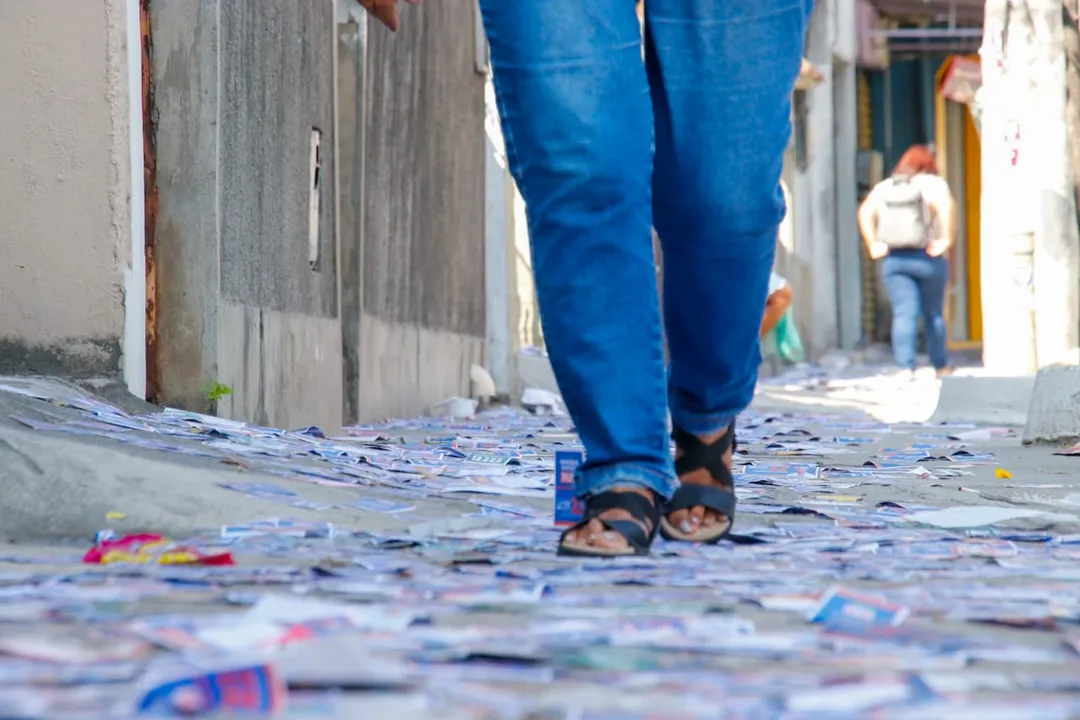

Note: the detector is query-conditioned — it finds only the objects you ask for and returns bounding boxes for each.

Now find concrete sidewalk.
[754,374,1080,531]
[0,377,480,541]
[1,375,1080,717]
[1,372,1077,541]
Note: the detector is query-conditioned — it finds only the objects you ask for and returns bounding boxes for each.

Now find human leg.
[881,255,921,371]
[479,0,671,554]
[917,255,950,371]
[645,0,812,541]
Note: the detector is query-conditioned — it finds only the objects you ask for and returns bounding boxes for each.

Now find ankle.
[609,485,655,501]
[695,426,729,445]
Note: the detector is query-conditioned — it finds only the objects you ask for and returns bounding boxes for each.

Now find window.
[793,89,809,172]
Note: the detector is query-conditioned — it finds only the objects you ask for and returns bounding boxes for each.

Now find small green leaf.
[202,380,234,403]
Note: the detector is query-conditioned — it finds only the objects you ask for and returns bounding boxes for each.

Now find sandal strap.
[584,490,658,524]
[669,423,737,524]
[672,422,736,482]
[593,519,651,549]
[559,490,660,553]
[665,482,736,518]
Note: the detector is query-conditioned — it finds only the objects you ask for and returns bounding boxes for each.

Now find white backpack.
[876,175,930,250]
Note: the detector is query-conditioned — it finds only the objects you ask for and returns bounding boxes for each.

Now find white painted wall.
[785,149,816,353]
[0,0,134,378]
[801,0,841,357]
[1028,0,1080,367]
[832,0,861,350]
[833,0,857,65]
[484,75,512,396]
[123,0,147,397]
[484,75,543,401]
[979,0,1079,373]
[779,0,859,359]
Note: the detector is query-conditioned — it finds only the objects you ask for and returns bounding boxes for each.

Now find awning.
[939,55,981,105]
[871,0,983,25]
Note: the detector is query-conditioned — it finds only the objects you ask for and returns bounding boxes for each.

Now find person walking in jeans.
[482,0,814,558]
[364,0,812,556]
[857,145,957,381]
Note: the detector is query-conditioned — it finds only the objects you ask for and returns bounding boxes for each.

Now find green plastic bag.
[773,309,804,363]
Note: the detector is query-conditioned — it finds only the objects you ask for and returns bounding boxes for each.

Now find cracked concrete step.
[0,377,468,542]
[1024,364,1080,444]
[930,372,1035,428]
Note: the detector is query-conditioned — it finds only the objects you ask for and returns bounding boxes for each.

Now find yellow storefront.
[934,55,983,352]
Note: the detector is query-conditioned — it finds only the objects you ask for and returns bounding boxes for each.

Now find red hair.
[893,145,938,176]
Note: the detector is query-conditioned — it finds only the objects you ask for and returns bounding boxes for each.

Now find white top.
[864,172,954,243]
[768,271,787,295]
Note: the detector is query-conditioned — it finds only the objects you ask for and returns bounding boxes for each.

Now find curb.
[1023,364,1080,444]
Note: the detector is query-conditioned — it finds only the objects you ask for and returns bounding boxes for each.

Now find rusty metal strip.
[141,0,160,402]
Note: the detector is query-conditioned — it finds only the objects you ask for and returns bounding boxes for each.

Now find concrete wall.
[777,0,859,359]
[484,76,512,398]
[152,0,344,431]
[2,0,485,428]
[803,0,841,357]
[483,74,543,402]
[338,9,367,424]
[832,0,861,350]
[979,0,1079,374]
[1025,0,1079,367]
[353,2,486,421]
[154,0,485,428]
[0,0,132,376]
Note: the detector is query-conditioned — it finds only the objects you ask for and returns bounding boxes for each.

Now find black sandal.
[557,490,660,557]
[659,423,737,543]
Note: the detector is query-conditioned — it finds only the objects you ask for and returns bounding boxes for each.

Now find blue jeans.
[881,250,949,370]
[480,0,811,499]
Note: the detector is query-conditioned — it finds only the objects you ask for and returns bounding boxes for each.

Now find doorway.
[935,55,983,352]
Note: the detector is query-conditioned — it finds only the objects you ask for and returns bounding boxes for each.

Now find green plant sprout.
[202,380,234,404]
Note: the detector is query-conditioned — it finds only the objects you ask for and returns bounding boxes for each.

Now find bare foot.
[560,487,656,553]
[666,427,733,537]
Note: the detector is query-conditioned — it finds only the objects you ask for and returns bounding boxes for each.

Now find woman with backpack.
[857,145,957,380]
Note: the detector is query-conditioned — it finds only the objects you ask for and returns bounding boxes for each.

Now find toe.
[563,520,599,549]
[584,519,605,545]
[667,508,690,528]
[592,529,629,550]
[668,508,696,535]
[563,490,655,553]
[583,518,628,550]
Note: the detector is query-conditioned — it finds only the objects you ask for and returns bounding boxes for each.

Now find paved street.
[0,370,1079,718]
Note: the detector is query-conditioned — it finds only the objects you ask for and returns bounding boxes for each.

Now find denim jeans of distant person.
[881,250,949,371]
[478,0,813,500]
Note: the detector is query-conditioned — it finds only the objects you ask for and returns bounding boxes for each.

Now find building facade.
[1,0,488,429]
[0,0,142,385]
[775,0,862,360]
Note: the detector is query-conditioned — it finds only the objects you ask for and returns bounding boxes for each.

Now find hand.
[927,238,950,257]
[868,241,889,260]
[360,0,421,32]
